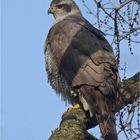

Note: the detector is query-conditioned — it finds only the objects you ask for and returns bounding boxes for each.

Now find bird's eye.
[57,4,64,9]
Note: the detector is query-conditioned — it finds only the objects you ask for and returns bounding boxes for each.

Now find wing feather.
[45,15,119,103]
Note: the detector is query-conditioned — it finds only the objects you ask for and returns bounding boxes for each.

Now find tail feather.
[92,90,118,140]
[78,86,118,140]
[96,114,118,140]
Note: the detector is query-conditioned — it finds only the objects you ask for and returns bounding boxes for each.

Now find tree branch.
[48,72,140,140]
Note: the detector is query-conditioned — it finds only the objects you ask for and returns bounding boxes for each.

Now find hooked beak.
[48,7,54,14]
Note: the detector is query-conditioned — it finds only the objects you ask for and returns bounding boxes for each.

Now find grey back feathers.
[45,13,120,104]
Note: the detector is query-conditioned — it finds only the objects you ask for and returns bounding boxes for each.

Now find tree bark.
[48,72,140,140]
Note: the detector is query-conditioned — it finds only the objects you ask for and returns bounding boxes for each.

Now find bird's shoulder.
[47,14,105,38]
[47,15,113,52]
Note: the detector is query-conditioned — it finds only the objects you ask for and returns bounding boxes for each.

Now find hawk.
[45,0,120,139]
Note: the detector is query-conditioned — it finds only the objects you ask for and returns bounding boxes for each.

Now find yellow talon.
[63,103,82,116]
[68,103,81,111]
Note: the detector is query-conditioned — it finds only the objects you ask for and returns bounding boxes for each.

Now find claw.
[63,103,81,116]
[68,103,81,110]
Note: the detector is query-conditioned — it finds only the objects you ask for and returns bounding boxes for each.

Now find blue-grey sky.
[1,0,139,140]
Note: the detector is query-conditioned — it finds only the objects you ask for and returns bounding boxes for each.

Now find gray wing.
[45,15,119,103]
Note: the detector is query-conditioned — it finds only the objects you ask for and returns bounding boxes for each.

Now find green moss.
[122,72,140,86]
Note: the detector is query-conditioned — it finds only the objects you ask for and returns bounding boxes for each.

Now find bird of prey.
[45,0,120,139]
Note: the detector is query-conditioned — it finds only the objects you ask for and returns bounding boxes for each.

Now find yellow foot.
[68,103,81,111]
[63,103,82,116]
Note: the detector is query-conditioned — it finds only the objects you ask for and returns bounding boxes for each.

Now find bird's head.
[48,0,81,20]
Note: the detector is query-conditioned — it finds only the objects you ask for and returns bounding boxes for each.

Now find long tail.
[94,92,118,140]
[79,86,118,140]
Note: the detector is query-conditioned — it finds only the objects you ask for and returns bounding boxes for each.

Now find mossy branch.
[49,72,140,140]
